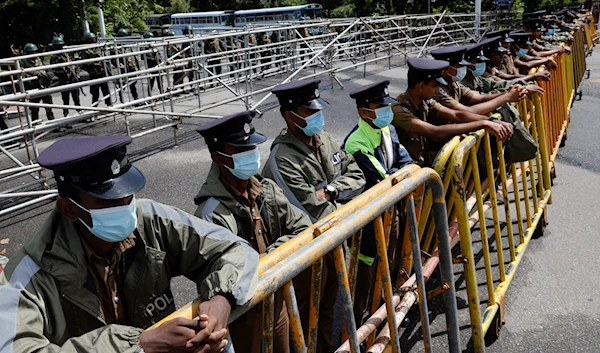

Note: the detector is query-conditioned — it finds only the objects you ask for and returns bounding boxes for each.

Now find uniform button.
[114,296,120,303]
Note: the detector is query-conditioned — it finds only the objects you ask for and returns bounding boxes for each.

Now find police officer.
[262,79,366,352]
[391,58,513,167]
[204,36,223,86]
[0,135,259,353]
[20,43,56,122]
[143,31,162,94]
[509,32,558,73]
[524,18,570,56]
[163,30,189,90]
[80,32,113,107]
[195,110,313,353]
[484,31,551,82]
[114,29,140,102]
[460,41,533,97]
[50,35,81,118]
[342,81,412,325]
[430,45,523,115]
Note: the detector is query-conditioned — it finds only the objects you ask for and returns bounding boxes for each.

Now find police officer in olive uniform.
[342,81,412,325]
[143,31,162,94]
[524,18,570,57]
[484,31,552,82]
[195,111,313,353]
[430,45,523,116]
[80,32,113,106]
[392,58,513,167]
[262,79,366,353]
[460,41,528,95]
[510,32,558,73]
[0,135,259,353]
[50,35,81,117]
[20,43,56,121]
[114,29,140,102]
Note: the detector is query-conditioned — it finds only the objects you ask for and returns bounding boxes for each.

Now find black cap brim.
[301,97,330,110]
[371,96,398,106]
[73,165,146,200]
[228,132,267,146]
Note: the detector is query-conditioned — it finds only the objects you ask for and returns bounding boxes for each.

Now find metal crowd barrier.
[0,12,505,218]
[148,165,461,353]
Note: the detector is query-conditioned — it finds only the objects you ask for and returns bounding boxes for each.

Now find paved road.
[1,47,599,352]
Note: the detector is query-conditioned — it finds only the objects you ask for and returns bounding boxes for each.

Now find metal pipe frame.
[0,12,505,217]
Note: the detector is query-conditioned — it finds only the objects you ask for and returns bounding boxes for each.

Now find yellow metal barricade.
[584,22,595,54]
[148,166,462,353]
[446,91,553,351]
[572,29,587,88]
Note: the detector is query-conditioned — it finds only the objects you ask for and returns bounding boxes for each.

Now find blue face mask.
[516,48,529,57]
[364,105,393,129]
[450,66,467,82]
[294,110,325,136]
[546,29,555,36]
[470,62,486,77]
[70,197,137,243]
[219,148,261,180]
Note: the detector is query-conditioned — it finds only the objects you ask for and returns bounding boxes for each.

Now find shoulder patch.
[438,87,448,96]
[332,152,342,166]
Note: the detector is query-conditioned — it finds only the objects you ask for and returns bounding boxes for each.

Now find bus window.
[267,15,274,21]
[199,17,206,24]
[257,16,265,21]
[247,17,255,22]
[275,15,282,21]
[192,17,199,24]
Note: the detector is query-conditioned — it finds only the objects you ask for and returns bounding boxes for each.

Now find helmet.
[23,43,38,53]
[116,28,129,37]
[52,36,65,46]
[84,32,97,42]
[143,31,154,38]
[166,30,176,36]
[184,25,194,35]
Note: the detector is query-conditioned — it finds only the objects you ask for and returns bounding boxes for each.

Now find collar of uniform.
[273,128,320,157]
[220,174,263,208]
[399,91,424,113]
[81,232,136,264]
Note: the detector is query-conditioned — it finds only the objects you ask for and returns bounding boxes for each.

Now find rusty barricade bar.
[147,165,461,353]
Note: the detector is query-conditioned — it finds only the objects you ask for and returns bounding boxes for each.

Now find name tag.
[332,152,342,166]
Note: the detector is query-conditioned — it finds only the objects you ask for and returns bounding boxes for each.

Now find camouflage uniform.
[111,49,139,102]
[50,52,80,116]
[20,58,55,121]
[80,48,112,106]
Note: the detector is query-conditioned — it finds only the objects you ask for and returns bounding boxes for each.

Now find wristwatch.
[324,184,338,200]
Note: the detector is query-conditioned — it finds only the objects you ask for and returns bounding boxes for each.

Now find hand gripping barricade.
[148,165,462,353]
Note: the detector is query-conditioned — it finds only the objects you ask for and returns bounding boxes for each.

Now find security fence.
[0,11,507,217]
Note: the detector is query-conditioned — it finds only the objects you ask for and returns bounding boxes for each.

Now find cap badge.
[111,160,120,175]
[384,87,389,95]
[314,89,320,98]
[244,123,251,134]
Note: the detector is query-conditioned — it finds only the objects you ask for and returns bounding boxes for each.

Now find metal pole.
[475,0,482,40]
[98,5,106,38]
